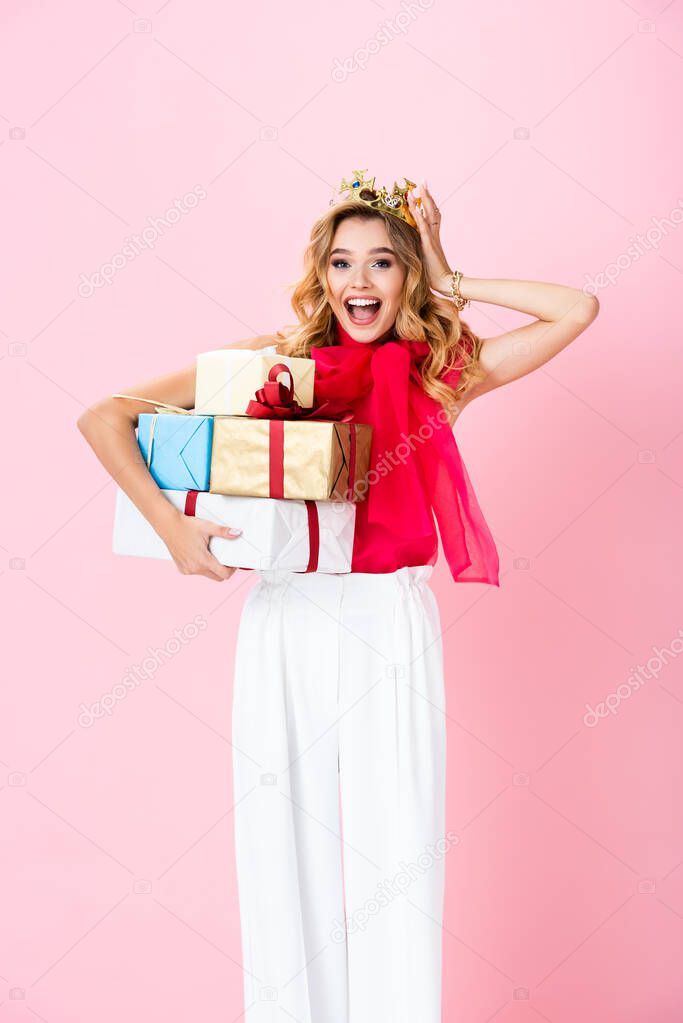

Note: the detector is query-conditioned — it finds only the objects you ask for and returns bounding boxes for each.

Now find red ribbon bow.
[245,363,305,419]
[245,362,355,423]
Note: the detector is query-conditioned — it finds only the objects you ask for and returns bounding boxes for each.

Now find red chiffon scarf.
[310,318,500,586]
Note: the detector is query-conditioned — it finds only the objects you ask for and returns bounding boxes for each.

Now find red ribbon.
[185,489,199,516]
[267,419,285,499]
[245,362,358,424]
[304,500,319,572]
[245,364,305,419]
[183,490,320,573]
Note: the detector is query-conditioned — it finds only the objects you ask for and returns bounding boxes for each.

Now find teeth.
[347,298,380,306]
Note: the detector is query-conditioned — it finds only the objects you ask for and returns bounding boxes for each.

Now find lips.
[345,297,382,325]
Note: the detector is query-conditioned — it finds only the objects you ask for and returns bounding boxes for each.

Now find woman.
[77,174,599,1021]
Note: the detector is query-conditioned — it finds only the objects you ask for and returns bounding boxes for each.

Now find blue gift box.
[137,413,214,491]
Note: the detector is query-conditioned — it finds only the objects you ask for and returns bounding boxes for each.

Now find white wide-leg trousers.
[231,564,447,1023]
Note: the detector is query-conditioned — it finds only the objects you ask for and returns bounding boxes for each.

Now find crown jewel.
[329,168,421,229]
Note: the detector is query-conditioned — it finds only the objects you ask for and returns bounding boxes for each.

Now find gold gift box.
[209,417,373,502]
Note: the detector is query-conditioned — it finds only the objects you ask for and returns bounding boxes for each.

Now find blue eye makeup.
[331,259,392,269]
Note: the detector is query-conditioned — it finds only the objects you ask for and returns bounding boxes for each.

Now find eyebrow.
[330,247,396,256]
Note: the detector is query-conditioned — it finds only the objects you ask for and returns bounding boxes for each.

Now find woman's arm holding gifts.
[76,333,281,580]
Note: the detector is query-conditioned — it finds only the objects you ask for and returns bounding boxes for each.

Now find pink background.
[2,0,682,1019]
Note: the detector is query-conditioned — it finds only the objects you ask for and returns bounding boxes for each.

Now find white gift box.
[194,348,315,416]
[112,487,356,573]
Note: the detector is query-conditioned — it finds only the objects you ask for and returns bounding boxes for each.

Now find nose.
[349,265,372,289]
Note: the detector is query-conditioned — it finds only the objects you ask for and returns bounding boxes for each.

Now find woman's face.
[326,215,406,343]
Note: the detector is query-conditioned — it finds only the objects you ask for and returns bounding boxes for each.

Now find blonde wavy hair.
[273,198,485,409]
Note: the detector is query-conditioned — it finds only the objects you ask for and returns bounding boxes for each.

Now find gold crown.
[329,169,422,229]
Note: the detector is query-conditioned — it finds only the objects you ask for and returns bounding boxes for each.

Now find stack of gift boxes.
[112,347,372,573]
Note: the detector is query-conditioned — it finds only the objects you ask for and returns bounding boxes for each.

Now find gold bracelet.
[449,269,470,311]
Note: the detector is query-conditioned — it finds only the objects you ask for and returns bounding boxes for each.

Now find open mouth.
[344,297,382,326]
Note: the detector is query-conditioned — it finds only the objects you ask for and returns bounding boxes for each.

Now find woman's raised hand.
[406,180,453,294]
[159,512,241,582]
